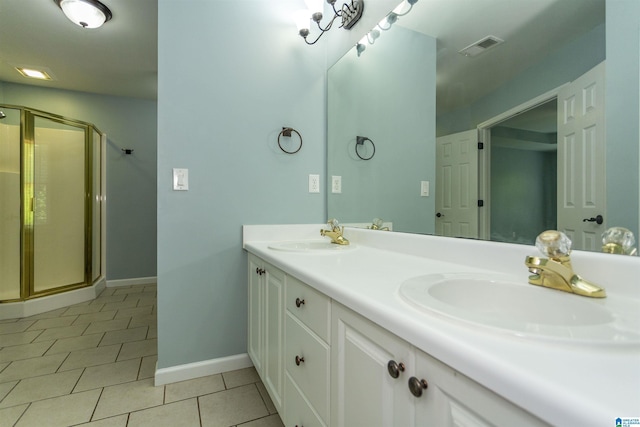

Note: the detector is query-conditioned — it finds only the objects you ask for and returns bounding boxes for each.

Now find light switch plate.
[421,180,429,197]
[173,168,189,191]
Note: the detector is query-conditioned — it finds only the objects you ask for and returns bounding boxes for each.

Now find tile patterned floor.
[0,284,283,427]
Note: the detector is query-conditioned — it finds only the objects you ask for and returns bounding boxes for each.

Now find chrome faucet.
[320,219,350,245]
[524,230,606,298]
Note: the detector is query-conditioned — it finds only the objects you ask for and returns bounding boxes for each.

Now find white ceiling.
[0,0,157,100]
[398,0,605,113]
[0,0,604,106]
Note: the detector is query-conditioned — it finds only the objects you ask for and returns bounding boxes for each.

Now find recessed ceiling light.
[16,68,53,80]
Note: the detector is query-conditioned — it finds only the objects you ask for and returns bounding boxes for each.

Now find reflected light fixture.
[295,0,364,45]
[378,0,418,31]
[54,0,112,29]
[356,0,418,57]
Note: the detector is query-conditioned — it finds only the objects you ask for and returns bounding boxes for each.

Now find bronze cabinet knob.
[408,377,428,397]
[387,360,405,379]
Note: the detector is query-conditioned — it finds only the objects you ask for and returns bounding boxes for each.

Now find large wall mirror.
[327,0,640,253]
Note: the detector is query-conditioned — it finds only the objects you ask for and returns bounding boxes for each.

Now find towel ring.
[356,136,375,160]
[278,127,303,154]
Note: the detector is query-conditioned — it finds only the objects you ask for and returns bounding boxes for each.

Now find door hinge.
[478,200,484,207]
[478,142,484,150]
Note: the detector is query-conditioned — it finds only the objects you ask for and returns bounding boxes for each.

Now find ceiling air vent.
[458,35,504,57]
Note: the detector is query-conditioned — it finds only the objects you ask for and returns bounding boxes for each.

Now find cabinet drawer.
[285,313,330,423]
[284,373,327,427]
[286,275,331,343]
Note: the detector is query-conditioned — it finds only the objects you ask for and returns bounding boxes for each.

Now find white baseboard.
[0,278,106,320]
[154,353,253,386]
[107,276,157,288]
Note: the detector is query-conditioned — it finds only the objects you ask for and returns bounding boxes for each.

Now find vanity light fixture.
[356,0,418,57]
[378,0,418,31]
[295,0,364,45]
[16,67,52,80]
[54,0,112,29]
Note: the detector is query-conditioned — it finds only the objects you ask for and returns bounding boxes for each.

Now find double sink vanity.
[243,224,640,426]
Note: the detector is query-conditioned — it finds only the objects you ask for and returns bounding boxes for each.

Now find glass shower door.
[0,108,21,300]
[30,116,87,294]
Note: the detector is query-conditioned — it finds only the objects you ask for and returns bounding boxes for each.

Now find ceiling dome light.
[54,0,112,29]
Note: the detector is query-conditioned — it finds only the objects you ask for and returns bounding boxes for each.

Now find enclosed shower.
[0,105,105,308]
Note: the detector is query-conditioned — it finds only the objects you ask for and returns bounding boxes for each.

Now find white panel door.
[435,130,479,238]
[557,62,606,250]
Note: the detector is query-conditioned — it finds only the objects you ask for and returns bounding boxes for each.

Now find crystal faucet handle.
[327,218,340,230]
[602,227,637,255]
[535,230,572,258]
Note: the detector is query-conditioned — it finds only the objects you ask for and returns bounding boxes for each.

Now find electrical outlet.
[332,175,342,193]
[309,174,320,193]
[421,180,429,197]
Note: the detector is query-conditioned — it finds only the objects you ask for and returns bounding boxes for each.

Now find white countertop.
[243,224,640,426]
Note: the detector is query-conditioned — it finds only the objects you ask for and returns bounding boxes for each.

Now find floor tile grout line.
[88,385,106,423]
[11,400,30,427]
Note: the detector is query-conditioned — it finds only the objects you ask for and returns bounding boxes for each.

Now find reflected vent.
[458,35,504,57]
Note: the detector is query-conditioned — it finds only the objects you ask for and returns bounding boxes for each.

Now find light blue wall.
[0,82,157,281]
[437,23,606,136]
[490,144,556,244]
[157,0,328,368]
[327,26,436,233]
[606,0,640,240]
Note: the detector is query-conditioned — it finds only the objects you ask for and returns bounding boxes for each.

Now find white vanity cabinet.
[331,301,548,427]
[247,254,285,414]
[248,254,548,427]
[413,349,548,427]
[284,275,331,427]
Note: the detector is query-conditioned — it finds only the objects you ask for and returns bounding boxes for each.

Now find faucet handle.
[535,230,572,258]
[327,218,340,230]
[602,227,637,255]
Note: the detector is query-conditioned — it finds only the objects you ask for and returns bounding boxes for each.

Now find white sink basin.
[399,273,640,344]
[268,240,355,253]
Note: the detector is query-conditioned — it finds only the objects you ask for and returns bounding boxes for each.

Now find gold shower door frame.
[4,106,104,301]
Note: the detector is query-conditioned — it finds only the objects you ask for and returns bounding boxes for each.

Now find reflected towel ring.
[356,136,375,160]
[278,127,303,154]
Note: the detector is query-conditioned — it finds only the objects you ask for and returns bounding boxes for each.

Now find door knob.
[295,298,305,308]
[295,355,305,366]
[582,215,603,225]
[436,212,444,218]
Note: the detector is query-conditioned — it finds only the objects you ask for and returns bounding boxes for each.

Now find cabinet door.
[264,264,285,413]
[414,350,548,427]
[331,302,415,427]
[247,254,264,376]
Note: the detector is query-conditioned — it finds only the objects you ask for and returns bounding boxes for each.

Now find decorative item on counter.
[602,227,637,256]
[524,230,606,298]
[277,127,302,154]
